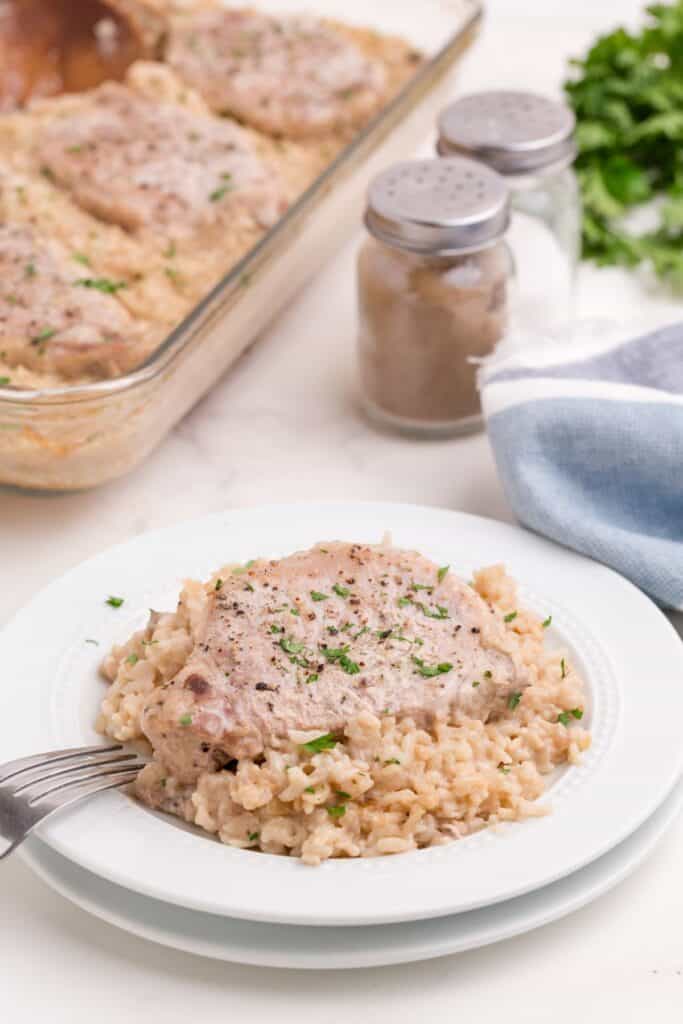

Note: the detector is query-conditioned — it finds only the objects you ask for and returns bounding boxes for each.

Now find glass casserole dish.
[0,0,482,490]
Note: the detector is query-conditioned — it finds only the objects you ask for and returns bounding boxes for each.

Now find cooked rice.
[98,562,590,865]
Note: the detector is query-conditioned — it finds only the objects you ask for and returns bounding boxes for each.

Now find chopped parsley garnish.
[84,638,100,646]
[472,680,480,688]
[72,252,91,266]
[164,242,177,260]
[209,182,233,202]
[244,582,254,592]
[290,607,300,617]
[105,595,124,608]
[335,791,351,801]
[327,805,346,818]
[353,626,369,640]
[412,656,453,678]
[310,591,329,602]
[306,673,319,684]
[141,639,159,646]
[504,611,518,623]
[333,583,350,599]
[507,691,522,710]
[376,628,393,639]
[25,263,36,278]
[179,714,193,726]
[304,786,315,794]
[232,560,255,574]
[321,646,360,674]
[558,708,583,725]
[31,327,56,347]
[301,733,337,753]
[411,582,434,593]
[215,578,223,591]
[280,637,305,656]
[75,278,127,294]
[561,658,567,679]
[66,145,84,154]
[384,758,401,766]
[126,653,139,666]
[0,377,10,386]
[419,603,450,620]
[248,831,259,842]
[542,615,552,628]
[498,763,512,774]
[483,670,492,679]
[270,624,284,634]
[437,565,450,583]
[397,597,412,608]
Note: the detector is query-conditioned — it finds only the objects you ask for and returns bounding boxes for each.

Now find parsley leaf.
[507,690,522,710]
[327,805,346,818]
[310,591,329,602]
[320,646,360,674]
[437,565,450,583]
[105,595,124,607]
[565,2,683,285]
[333,583,350,599]
[301,733,337,753]
[412,656,453,678]
[504,611,518,623]
[75,278,127,294]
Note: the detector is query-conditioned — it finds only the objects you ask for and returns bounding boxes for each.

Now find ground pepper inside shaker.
[357,157,512,437]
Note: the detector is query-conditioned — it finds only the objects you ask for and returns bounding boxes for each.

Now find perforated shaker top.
[365,157,509,254]
[437,91,576,176]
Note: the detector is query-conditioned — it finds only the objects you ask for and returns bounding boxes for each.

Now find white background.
[2,1,683,1019]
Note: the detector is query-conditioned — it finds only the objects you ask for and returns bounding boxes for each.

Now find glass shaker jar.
[437,91,579,328]
[357,156,512,437]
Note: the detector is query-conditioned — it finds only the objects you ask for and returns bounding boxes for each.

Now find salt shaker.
[437,91,579,327]
[357,157,512,437]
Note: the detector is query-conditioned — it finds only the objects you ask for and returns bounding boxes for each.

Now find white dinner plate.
[19,780,683,969]
[1,503,682,926]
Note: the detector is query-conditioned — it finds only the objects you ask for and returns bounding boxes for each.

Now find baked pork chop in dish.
[99,541,590,864]
[37,81,286,237]
[165,9,388,139]
[0,222,141,379]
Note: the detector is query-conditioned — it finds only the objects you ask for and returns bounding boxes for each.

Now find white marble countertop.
[2,1,682,1019]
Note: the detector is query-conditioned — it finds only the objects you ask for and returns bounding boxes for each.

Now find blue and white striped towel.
[480,321,683,610]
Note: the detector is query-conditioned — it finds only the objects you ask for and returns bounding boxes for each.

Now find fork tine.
[0,768,143,860]
[0,744,123,785]
[9,753,142,797]
[29,762,148,806]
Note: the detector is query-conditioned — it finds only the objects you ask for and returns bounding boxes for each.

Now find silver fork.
[0,744,148,859]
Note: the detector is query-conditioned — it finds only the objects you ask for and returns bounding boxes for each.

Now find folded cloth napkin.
[479,320,683,610]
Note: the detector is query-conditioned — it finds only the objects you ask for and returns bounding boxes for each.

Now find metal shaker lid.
[364,156,510,255]
[437,90,577,176]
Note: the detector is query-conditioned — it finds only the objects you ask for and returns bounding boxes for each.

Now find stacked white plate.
[2,503,682,969]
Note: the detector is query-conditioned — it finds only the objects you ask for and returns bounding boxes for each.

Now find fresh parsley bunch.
[565,1,683,284]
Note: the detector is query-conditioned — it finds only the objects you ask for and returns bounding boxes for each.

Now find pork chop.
[37,81,286,237]
[141,542,529,784]
[0,222,141,378]
[165,10,387,139]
